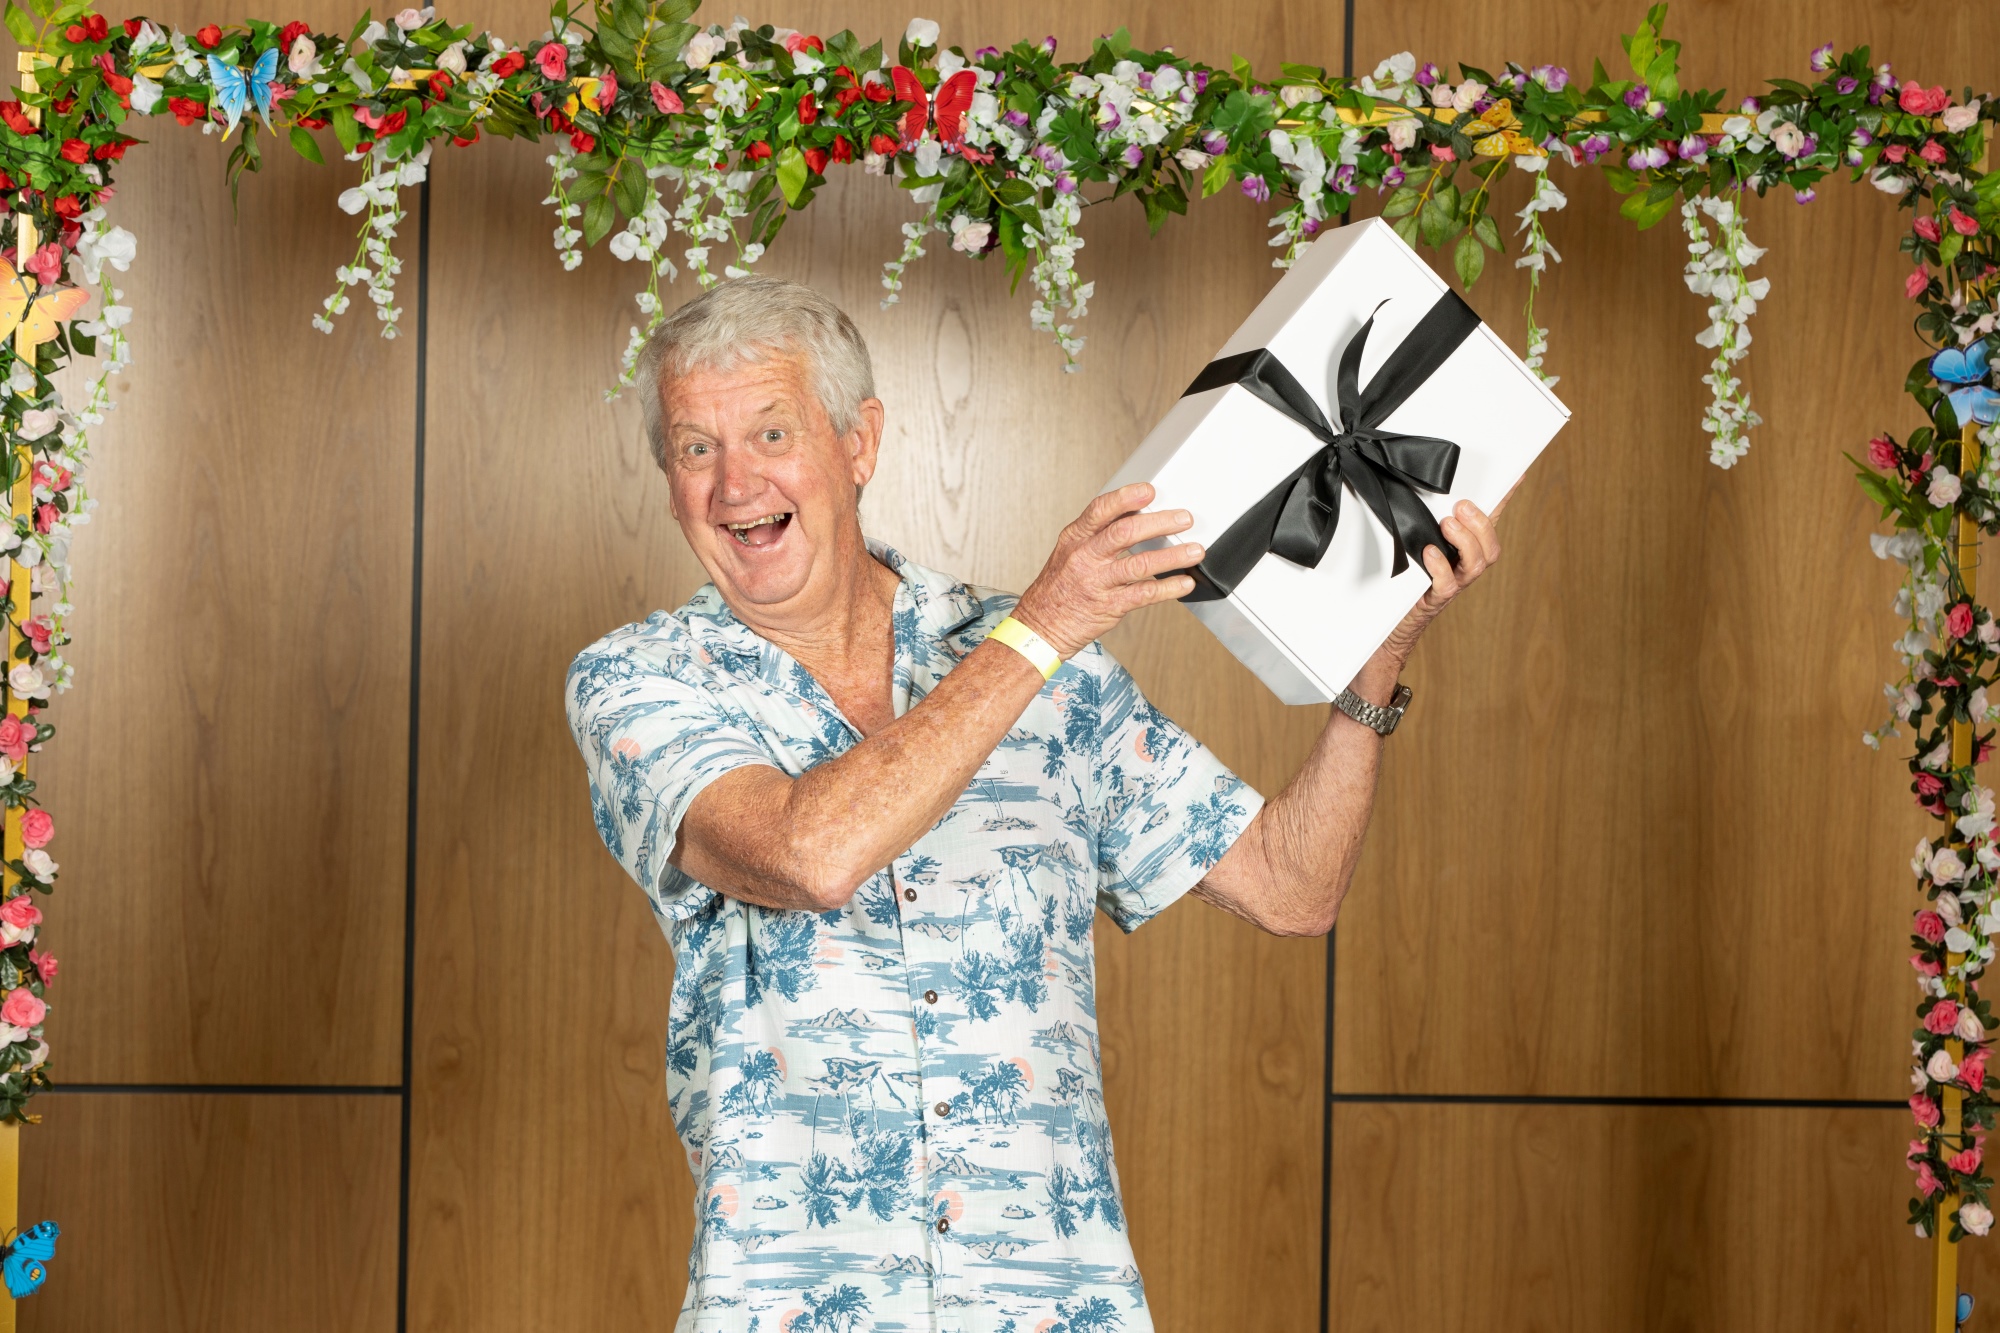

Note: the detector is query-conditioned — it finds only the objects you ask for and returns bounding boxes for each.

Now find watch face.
[1390,684,1413,710]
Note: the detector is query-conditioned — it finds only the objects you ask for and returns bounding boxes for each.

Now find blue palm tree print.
[566,544,1261,1331]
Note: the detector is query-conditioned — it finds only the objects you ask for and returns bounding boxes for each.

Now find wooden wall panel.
[414,3,1337,1328]
[24,0,415,1085]
[1326,1102,1946,1331]
[1336,2,2000,1099]
[18,1092,399,1333]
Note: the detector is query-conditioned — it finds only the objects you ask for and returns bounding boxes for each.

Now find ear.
[846,397,887,492]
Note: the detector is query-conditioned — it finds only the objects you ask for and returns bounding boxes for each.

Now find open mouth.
[724,512,793,549]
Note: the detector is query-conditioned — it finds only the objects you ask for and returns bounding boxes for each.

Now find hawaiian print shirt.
[566,543,1262,1333]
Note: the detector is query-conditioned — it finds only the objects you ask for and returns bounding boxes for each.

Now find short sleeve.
[1079,649,1264,932]
[566,632,779,922]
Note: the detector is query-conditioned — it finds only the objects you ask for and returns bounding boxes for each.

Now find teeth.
[726,513,790,544]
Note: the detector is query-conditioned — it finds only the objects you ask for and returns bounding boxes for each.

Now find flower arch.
[0,0,1991,1317]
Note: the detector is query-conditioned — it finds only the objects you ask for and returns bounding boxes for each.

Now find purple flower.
[1835,75,1858,95]
[1301,216,1320,235]
[1241,174,1270,203]
[1329,163,1355,193]
[1201,129,1227,154]
[1809,42,1834,73]
[1121,143,1143,168]
[1740,96,1761,115]
[1855,127,1874,146]
[1794,186,1817,203]
[1505,72,1527,97]
[1679,133,1709,163]
[1629,142,1671,169]
[1054,174,1076,194]
[1845,144,1865,166]
[1040,35,1057,55]
[1136,71,1153,91]
[1531,64,1569,92]
[1383,164,1405,187]
[1416,62,1439,87]
[1623,83,1650,110]
[1003,110,1030,129]
[1578,132,1613,163]
[1100,105,1121,131]
[973,45,999,60]
[1192,69,1208,94]
[1472,96,1495,114]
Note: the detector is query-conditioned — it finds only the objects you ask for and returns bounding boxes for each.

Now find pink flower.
[650,81,682,115]
[1920,138,1948,165]
[1429,144,1456,162]
[0,988,43,1029]
[1951,209,1980,237]
[1917,772,1946,799]
[1915,954,1945,977]
[1928,1000,1963,1035]
[26,948,52,983]
[23,243,60,287]
[1915,215,1943,242]
[0,718,26,764]
[19,809,50,849]
[1967,1049,1991,1091]
[21,618,50,654]
[1918,910,1949,944]
[1884,143,1908,163]
[1950,1146,1984,1175]
[535,41,568,81]
[1868,435,1899,468]
[1915,1093,1944,1126]
[1949,603,1976,639]
[0,896,40,931]
[1901,84,1950,117]
[1908,266,1931,299]
[1919,1161,1945,1196]
[595,71,617,110]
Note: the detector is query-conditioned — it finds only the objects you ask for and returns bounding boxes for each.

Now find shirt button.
[935,1101,952,1117]
[923,989,939,1005]
[936,1218,950,1234]
[903,887,917,902]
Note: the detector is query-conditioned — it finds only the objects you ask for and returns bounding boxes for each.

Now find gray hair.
[637,276,876,469]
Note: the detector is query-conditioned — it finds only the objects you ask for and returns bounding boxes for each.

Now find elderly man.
[568,277,1501,1331]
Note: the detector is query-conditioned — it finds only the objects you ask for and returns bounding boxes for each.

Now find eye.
[686,442,711,457]
[761,429,785,444]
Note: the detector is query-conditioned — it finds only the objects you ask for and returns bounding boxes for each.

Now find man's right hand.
[1011,484,1204,659]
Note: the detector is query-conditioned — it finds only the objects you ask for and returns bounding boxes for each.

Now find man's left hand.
[1377,495,1506,665]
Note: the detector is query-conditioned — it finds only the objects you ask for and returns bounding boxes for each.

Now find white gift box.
[1105,217,1570,705]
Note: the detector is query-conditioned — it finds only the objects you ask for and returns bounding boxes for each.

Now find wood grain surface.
[18,1092,399,1333]
[24,0,415,1085]
[411,4,1337,1328]
[1334,2,2000,1101]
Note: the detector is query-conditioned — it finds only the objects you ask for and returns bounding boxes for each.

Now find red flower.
[1949,1147,1984,1176]
[830,135,853,163]
[51,195,79,220]
[1914,214,1942,243]
[1908,266,1930,299]
[1901,83,1950,117]
[64,14,108,43]
[1868,435,1899,469]
[1917,772,1946,799]
[428,72,454,100]
[1927,1000,1963,1035]
[1914,1093,1943,1127]
[797,92,817,125]
[868,132,897,156]
[745,139,773,161]
[862,80,891,103]
[1916,909,1948,945]
[296,114,328,130]
[451,127,479,147]
[1884,143,1909,163]
[0,102,35,136]
[569,128,595,153]
[57,139,86,164]
[534,41,569,81]
[488,51,526,79]
[803,145,828,174]
[1984,739,1997,765]
[379,109,408,136]
[90,138,129,161]
[95,54,133,96]
[0,170,14,192]
[122,17,141,37]
[194,23,223,49]
[1921,138,1948,165]
[1966,1049,1991,1091]
[832,86,863,113]
[783,32,823,54]
[32,504,56,534]
[1949,602,1976,639]
[278,20,311,50]
[1951,209,1980,237]
[544,109,572,134]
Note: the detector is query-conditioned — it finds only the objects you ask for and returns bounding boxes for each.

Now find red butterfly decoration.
[888,67,978,145]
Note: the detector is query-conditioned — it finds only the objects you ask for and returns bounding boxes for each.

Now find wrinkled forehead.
[663,345,826,432]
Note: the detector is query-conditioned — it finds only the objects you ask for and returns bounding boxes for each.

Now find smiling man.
[566,277,1501,1331]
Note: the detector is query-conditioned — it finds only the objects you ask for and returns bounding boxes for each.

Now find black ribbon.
[1172,290,1482,602]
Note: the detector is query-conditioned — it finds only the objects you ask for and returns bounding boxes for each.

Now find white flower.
[950,216,991,253]
[681,30,725,68]
[1872,168,1911,195]
[8,665,44,700]
[608,231,642,261]
[1151,65,1184,99]
[935,50,965,81]
[1932,846,1968,884]
[20,1041,45,1072]
[1940,893,1965,926]
[1429,82,1456,109]
[1280,84,1323,108]
[393,7,429,31]
[16,409,56,441]
[20,850,53,883]
[913,139,943,176]
[1958,1007,1987,1041]
[1450,80,1487,113]
[130,70,163,114]
[904,17,940,48]
[1770,122,1804,157]
[1948,926,1979,953]
[1916,1064,1933,1090]
[1174,147,1209,170]
[1929,468,1964,507]
[356,20,387,46]
[1374,52,1416,85]
[1962,1201,1995,1237]
[436,41,467,77]
[337,187,370,215]
[1386,116,1419,152]
[1943,101,1983,133]
[1870,530,1925,564]
[1930,1048,1961,1082]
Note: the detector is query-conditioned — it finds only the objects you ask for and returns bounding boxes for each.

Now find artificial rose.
[1900,84,1950,116]
[1938,893,1963,927]
[18,616,47,654]
[535,41,569,81]
[194,23,222,49]
[1949,602,1976,639]
[681,31,724,68]
[1951,210,1980,237]
[1919,1162,1945,1197]
[0,989,44,1029]
[57,139,87,164]
[797,92,817,125]
[27,948,52,983]
[1770,122,1804,157]
[1868,435,1900,469]
[595,71,617,110]
[167,96,207,127]
[1926,1000,1962,1035]
[437,41,467,77]
[393,7,426,30]
[1921,138,1948,165]
[1964,1202,1996,1236]
[951,218,992,253]
[1966,1049,1991,1091]
[869,132,898,156]
[1929,1048,1961,1083]
[650,82,682,114]
[1914,215,1942,243]
[802,145,828,174]
[427,73,453,100]
[1917,909,1949,944]
[831,136,853,163]
[1942,100,1983,132]
[1908,267,1931,299]
[20,809,51,849]
[0,718,27,764]
[0,894,41,933]
[1958,1007,1987,1042]
[1914,1093,1944,1126]
[745,140,772,161]
[16,409,56,441]
[569,129,595,154]
[21,849,54,883]
[1931,846,1967,884]
[278,19,311,49]
[487,50,526,79]
[1387,117,1419,152]
[1929,467,1963,507]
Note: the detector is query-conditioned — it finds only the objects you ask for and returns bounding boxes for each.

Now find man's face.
[661,351,883,618]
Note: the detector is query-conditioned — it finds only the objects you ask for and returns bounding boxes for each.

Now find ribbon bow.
[1174,290,1483,602]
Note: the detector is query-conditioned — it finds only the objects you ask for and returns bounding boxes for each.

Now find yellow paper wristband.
[988,616,1062,681]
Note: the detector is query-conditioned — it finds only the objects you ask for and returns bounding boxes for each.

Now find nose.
[714,443,768,509]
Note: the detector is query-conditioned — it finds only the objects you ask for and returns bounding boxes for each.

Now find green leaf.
[581,192,617,246]
[1620,188,1677,229]
[331,104,361,155]
[1453,231,1485,286]
[1473,213,1501,250]
[288,124,325,164]
[1942,230,1965,270]
[1600,162,1641,194]
[612,163,647,218]
[1380,185,1420,219]
[992,177,1035,207]
[775,144,808,205]
[2,3,34,48]
[1391,211,1421,247]
[1201,158,1231,198]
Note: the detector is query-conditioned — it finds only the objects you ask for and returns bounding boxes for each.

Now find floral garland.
[0,0,1990,1259]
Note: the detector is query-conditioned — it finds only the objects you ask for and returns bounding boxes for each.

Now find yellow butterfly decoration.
[0,260,89,357]
[1459,99,1546,158]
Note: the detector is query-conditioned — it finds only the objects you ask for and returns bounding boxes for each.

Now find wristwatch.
[1333,683,1413,737]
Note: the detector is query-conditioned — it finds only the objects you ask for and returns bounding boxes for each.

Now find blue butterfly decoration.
[2,1220,57,1299]
[206,47,281,137]
[1932,339,2000,428]
[1959,1289,1975,1329]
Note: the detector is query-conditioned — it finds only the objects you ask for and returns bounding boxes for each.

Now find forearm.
[674,638,1046,908]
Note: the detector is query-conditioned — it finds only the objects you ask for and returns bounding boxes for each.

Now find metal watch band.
[1333,683,1413,737]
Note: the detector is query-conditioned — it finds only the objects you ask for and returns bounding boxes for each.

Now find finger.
[1126,573,1195,608]
[1438,516,1487,581]
[1094,506,1194,555]
[1420,543,1459,597]
[1452,500,1502,567]
[1076,483,1156,536]
[1119,541,1205,582]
